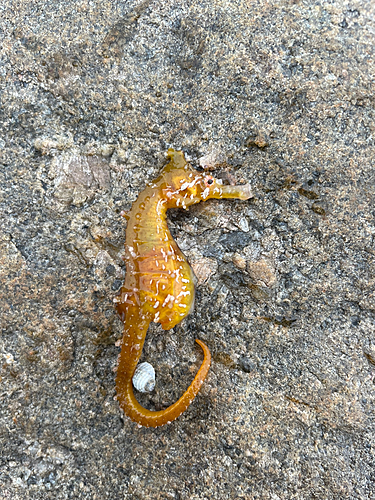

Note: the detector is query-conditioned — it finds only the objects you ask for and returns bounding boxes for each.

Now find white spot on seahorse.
[202,188,210,199]
[153,311,160,323]
[162,294,175,307]
[128,246,137,258]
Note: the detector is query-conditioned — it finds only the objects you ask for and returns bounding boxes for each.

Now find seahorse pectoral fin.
[116,329,211,427]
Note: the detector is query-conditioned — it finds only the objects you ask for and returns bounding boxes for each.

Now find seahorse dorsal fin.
[165,148,188,171]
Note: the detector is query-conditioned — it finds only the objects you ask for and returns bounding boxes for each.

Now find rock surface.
[1,0,374,498]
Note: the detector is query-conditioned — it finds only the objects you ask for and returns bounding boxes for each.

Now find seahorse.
[115,149,251,427]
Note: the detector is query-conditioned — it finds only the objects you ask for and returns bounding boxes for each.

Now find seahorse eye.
[204,176,214,187]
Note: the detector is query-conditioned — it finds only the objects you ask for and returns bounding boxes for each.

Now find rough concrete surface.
[1,0,374,498]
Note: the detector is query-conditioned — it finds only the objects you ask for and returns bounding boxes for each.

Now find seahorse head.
[159,148,252,208]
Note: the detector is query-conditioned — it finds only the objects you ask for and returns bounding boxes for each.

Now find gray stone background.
[1,0,374,498]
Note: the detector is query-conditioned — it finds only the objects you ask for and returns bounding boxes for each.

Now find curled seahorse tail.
[116,333,211,428]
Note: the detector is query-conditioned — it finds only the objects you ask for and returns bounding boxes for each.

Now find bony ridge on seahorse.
[115,148,252,427]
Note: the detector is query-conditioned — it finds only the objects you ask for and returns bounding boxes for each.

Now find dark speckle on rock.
[105,264,115,276]
[111,279,123,291]
[239,357,256,373]
[311,203,327,216]
[297,187,319,200]
[245,132,269,149]
[218,231,254,252]
[1,0,374,498]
